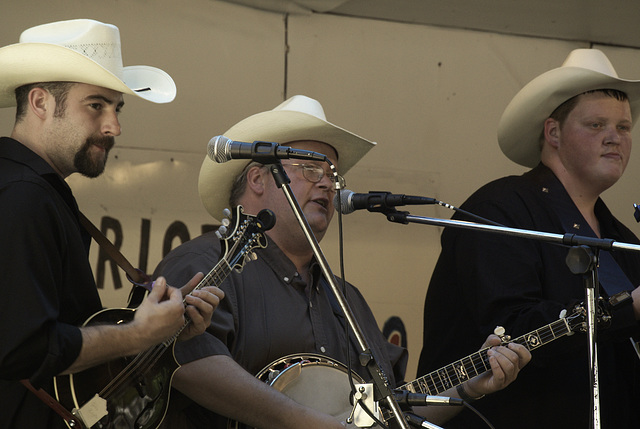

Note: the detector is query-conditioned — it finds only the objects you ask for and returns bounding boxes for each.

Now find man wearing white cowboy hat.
[0,19,223,429]
[419,49,640,428]
[153,95,530,429]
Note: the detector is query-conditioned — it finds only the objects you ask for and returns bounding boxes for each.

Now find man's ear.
[28,87,52,120]
[543,117,561,148]
[245,164,268,196]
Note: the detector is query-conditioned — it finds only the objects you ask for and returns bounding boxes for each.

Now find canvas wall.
[3,0,640,380]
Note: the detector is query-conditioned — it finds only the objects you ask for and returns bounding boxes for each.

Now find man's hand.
[130,276,187,348]
[178,272,225,341]
[631,285,640,320]
[464,334,532,398]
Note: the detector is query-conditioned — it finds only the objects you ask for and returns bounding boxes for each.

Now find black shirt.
[419,164,640,429]
[0,137,101,428]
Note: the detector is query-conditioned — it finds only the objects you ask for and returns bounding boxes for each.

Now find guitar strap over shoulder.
[78,212,153,307]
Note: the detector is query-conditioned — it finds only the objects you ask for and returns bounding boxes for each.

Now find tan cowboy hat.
[0,19,176,108]
[198,95,376,220]
[498,48,640,168]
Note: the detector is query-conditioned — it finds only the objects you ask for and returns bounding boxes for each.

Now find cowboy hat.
[498,48,640,167]
[0,19,176,107]
[198,95,376,220]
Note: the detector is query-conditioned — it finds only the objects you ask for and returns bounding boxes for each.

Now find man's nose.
[102,111,122,136]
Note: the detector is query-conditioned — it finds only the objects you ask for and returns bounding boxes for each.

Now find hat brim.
[498,67,640,168]
[198,109,375,221]
[0,43,176,107]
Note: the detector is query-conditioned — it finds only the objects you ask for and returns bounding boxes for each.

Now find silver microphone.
[207,135,327,164]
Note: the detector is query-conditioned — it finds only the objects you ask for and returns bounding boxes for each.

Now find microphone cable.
[332,169,391,429]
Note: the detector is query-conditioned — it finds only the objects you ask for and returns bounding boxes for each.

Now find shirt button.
[320,346,326,353]
[283,276,290,282]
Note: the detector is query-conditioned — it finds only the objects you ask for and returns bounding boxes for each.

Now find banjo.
[249,302,591,428]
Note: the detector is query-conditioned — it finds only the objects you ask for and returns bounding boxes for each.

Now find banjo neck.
[401,315,576,395]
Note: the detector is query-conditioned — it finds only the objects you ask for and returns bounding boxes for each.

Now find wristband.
[456,383,485,403]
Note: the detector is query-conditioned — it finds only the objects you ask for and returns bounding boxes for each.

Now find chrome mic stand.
[268,162,410,429]
[377,208,640,429]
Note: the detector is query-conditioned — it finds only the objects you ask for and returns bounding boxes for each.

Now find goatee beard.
[74,135,115,178]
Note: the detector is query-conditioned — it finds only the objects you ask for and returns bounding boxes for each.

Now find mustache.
[87,135,115,152]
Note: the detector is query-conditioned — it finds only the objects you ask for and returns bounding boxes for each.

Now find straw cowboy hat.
[198,95,376,220]
[0,18,176,108]
[498,48,640,168]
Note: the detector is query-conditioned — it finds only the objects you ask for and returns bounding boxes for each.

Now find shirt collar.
[256,238,322,291]
[0,137,58,177]
[0,136,80,219]
[528,163,602,238]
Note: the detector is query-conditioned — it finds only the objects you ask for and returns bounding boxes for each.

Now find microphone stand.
[267,162,410,429]
[378,209,640,429]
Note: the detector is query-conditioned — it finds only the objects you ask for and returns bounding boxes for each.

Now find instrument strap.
[78,212,153,306]
[19,379,85,429]
[596,250,635,296]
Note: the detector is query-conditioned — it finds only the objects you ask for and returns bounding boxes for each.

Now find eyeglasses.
[284,163,346,188]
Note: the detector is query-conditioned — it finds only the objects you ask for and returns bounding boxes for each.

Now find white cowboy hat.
[498,48,640,167]
[198,95,376,220]
[0,19,176,107]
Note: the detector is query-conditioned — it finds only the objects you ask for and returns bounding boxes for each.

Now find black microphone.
[404,412,446,429]
[393,390,463,407]
[334,190,438,214]
[207,135,328,164]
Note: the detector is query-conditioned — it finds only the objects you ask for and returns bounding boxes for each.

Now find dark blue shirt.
[154,227,408,428]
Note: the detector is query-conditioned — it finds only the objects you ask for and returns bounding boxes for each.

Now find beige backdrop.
[3,0,640,381]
